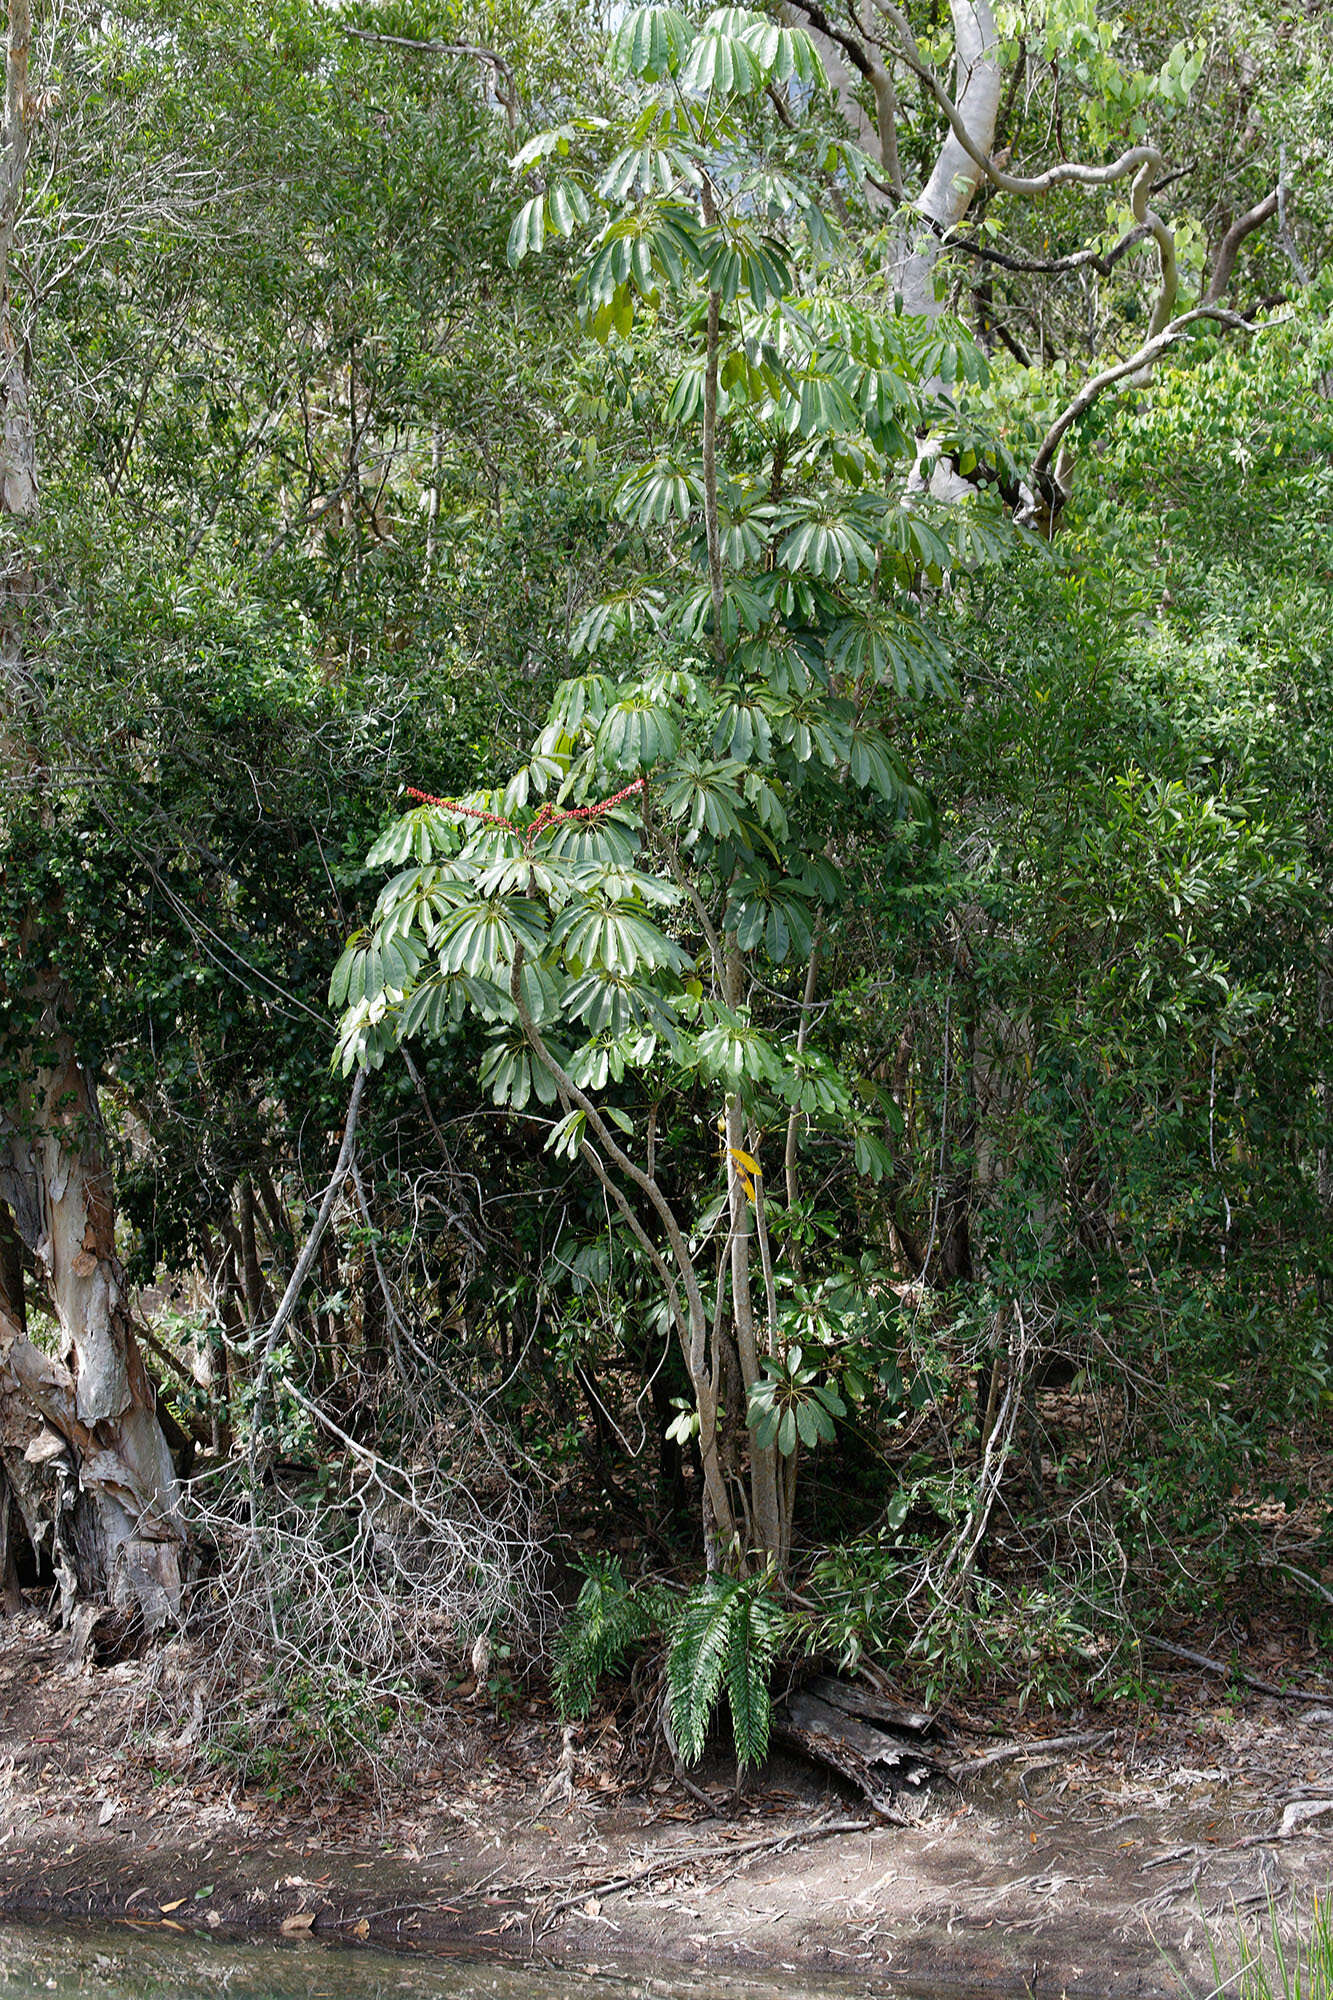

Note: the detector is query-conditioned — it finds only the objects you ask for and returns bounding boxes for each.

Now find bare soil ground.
[4,1610,1333,1998]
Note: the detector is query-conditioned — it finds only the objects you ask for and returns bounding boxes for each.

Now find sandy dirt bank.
[4,1611,1333,1996]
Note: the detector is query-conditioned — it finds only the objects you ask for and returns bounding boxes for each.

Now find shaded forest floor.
[5,1612,1333,1995]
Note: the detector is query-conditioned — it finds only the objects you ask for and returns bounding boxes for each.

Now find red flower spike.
[405,777,648,854]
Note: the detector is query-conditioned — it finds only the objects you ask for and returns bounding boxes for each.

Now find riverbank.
[4,1610,1333,1997]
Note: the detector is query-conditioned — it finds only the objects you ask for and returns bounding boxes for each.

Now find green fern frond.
[552,1557,660,1721]
[667,1572,784,1769]
[668,1574,739,1766]
[724,1578,784,1766]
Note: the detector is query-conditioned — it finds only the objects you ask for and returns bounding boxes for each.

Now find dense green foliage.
[2,0,1332,1783]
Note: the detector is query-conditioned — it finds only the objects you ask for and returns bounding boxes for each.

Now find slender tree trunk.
[722,944,784,1566]
[0,0,183,1629]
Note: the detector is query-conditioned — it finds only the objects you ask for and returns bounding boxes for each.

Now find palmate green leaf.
[916,330,989,387]
[598,142,695,203]
[716,506,768,567]
[826,610,953,698]
[329,929,427,1010]
[696,1007,784,1085]
[882,507,954,576]
[609,3,695,79]
[561,969,662,1037]
[548,674,618,732]
[701,233,791,309]
[596,695,682,770]
[615,461,704,529]
[712,698,773,763]
[847,724,914,805]
[436,897,547,976]
[552,898,691,974]
[679,29,765,95]
[740,18,826,84]
[775,515,876,583]
[328,939,365,1010]
[659,757,749,843]
[397,973,465,1042]
[479,1034,561,1110]
[545,180,592,238]
[775,698,851,769]
[366,807,459,869]
[542,816,643,865]
[568,592,666,659]
[671,578,769,647]
[726,872,813,964]
[581,208,701,321]
[665,356,707,423]
[702,5,762,32]
[787,369,860,438]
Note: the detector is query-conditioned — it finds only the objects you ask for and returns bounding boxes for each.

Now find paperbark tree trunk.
[0,0,184,1630]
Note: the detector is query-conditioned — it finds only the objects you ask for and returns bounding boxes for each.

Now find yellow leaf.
[159,1900,186,1914]
[737,1171,757,1202]
[728,1146,762,1177]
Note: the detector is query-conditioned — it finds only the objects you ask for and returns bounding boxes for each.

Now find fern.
[667,1572,785,1769]
[552,1558,661,1720]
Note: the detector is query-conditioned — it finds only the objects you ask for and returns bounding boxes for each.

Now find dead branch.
[254,1066,366,1380]
[535,1816,873,1931]
[1147,1636,1333,1705]
[948,1728,1112,1780]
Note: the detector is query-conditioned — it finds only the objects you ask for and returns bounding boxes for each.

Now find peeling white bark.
[894,0,1003,318]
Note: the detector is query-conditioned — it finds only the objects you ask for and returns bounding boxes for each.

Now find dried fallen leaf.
[280,1912,316,1935]
[350,1918,370,1941]
[159,1899,186,1913]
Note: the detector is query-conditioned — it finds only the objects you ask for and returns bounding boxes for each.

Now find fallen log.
[772,1689,949,1818]
[800,1673,938,1738]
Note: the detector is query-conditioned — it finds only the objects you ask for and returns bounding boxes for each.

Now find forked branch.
[338,23,519,132]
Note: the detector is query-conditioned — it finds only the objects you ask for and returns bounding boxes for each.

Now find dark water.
[0,1924,899,2000]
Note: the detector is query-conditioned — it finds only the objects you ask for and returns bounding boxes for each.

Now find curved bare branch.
[1032,305,1259,487]
[1203,189,1279,305]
